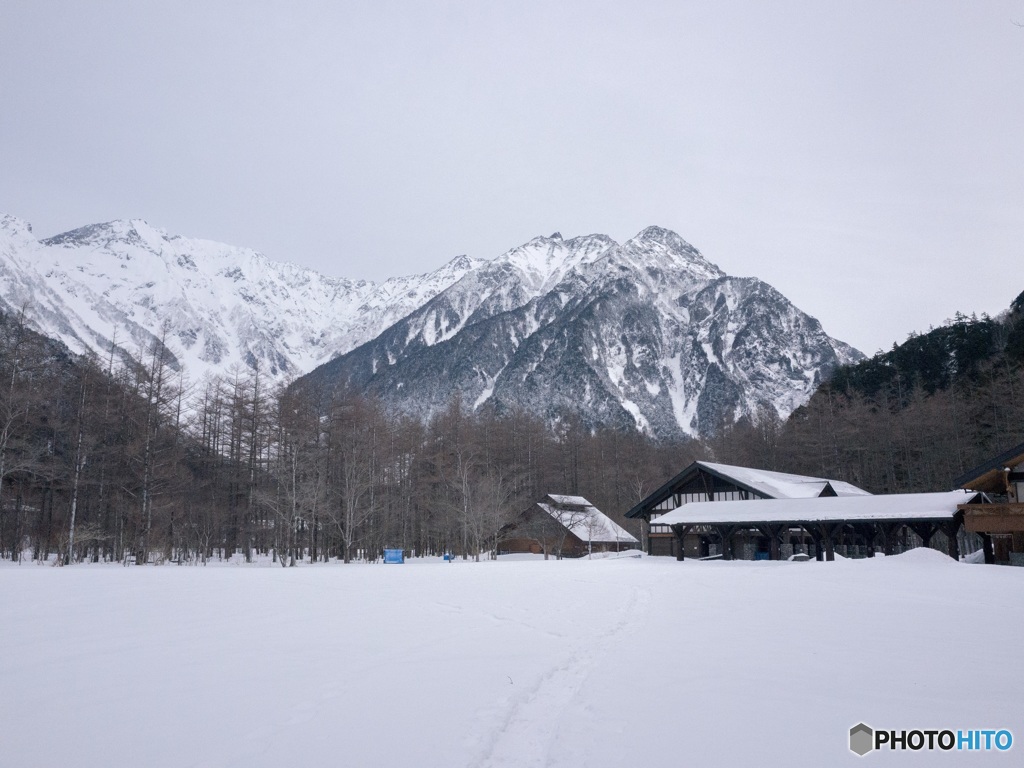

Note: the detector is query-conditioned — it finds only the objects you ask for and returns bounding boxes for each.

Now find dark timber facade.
[625,461,866,559]
[955,440,1024,566]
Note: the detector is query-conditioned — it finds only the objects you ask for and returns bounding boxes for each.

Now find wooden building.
[625,461,871,557]
[653,490,979,561]
[955,440,1024,565]
[497,494,639,558]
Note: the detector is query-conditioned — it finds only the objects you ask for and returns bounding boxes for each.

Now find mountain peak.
[44,219,141,248]
[0,213,34,238]
[631,225,697,253]
[616,226,722,280]
[433,253,483,278]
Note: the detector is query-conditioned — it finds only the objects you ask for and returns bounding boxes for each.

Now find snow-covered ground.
[1,551,1021,767]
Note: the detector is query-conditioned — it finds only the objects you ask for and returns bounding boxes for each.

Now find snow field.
[1,552,1021,767]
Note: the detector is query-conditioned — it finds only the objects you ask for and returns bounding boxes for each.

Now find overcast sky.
[2,1,1022,354]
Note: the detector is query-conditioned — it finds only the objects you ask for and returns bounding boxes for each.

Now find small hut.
[497,494,638,558]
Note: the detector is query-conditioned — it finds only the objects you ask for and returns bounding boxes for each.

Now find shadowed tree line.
[0,310,689,564]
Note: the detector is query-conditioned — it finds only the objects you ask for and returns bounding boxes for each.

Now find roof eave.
[953,440,1024,489]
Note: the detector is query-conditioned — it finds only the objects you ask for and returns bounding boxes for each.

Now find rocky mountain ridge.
[0,213,477,379]
[0,212,861,436]
[298,226,862,437]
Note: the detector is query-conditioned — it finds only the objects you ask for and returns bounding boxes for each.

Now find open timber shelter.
[653,490,980,561]
[626,461,983,561]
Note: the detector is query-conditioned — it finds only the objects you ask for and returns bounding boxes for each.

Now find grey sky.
[2,1,1022,355]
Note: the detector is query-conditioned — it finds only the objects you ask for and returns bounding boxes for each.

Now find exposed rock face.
[299,226,862,438]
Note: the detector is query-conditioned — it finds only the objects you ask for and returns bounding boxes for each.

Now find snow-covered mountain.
[0,213,861,436]
[0,213,478,381]
[300,226,862,438]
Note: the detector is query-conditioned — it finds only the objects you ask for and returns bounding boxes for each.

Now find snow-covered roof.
[654,490,977,526]
[538,496,638,544]
[696,461,872,499]
[546,494,591,507]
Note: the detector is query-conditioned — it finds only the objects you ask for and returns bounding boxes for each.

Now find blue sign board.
[383,549,404,564]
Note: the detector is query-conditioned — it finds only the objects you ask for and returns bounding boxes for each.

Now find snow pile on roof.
[698,461,871,499]
[546,494,591,506]
[655,490,977,526]
[539,495,638,544]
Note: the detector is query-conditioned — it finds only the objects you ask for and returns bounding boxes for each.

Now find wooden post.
[980,533,995,565]
[715,525,737,560]
[909,522,938,549]
[809,527,824,561]
[881,523,897,556]
[756,524,783,560]
[941,521,960,561]
[862,524,876,558]
[673,525,685,561]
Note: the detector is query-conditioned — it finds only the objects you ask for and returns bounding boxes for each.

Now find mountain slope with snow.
[300,227,862,437]
[0,212,860,435]
[0,213,477,381]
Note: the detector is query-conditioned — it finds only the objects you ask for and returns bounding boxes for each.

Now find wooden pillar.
[756,524,783,560]
[811,524,836,561]
[809,527,824,561]
[881,523,897,556]
[941,521,961,561]
[672,525,688,561]
[909,522,938,549]
[715,525,736,560]
[980,533,995,565]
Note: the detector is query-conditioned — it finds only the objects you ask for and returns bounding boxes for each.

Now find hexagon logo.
[850,723,874,756]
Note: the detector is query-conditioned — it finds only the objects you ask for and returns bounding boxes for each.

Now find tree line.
[0,309,691,565]
[709,295,1024,493]
[3,290,1021,565]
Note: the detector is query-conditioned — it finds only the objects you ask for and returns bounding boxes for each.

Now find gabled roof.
[953,440,1024,493]
[538,495,638,544]
[697,462,871,500]
[654,490,978,527]
[625,461,870,519]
